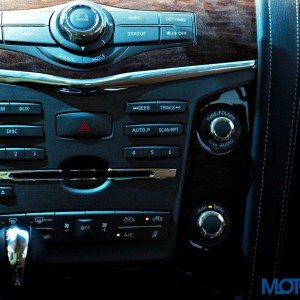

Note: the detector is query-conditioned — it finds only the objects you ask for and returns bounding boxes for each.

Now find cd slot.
[0,168,177,182]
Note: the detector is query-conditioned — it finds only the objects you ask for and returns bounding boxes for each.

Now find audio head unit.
[0,1,197,70]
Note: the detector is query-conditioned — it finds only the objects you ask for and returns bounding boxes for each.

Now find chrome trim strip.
[0,60,256,89]
[0,168,177,182]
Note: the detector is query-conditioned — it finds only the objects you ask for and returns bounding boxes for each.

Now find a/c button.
[116,228,141,241]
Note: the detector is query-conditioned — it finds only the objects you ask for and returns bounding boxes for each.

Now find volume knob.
[59,2,106,44]
[209,117,235,141]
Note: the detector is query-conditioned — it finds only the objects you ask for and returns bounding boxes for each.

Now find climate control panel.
[0,211,171,243]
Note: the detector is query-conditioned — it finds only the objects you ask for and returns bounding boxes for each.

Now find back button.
[38,47,83,65]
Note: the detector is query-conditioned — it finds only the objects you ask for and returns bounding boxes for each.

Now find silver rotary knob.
[197,210,225,238]
[209,117,235,141]
[59,2,107,44]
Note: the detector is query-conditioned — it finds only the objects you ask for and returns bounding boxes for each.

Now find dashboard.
[3,0,297,299]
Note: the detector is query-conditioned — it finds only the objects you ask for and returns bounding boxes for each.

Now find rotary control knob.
[189,203,231,248]
[59,2,107,44]
[197,210,225,238]
[209,117,235,141]
[199,109,241,154]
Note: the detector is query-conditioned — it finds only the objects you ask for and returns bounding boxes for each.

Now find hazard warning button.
[56,112,112,139]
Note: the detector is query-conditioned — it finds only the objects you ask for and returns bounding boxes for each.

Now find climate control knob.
[189,203,231,248]
[59,2,107,44]
[197,210,225,238]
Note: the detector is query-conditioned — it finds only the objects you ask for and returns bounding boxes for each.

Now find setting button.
[3,27,56,45]
[155,123,183,136]
[160,13,193,27]
[126,102,157,114]
[125,124,156,136]
[113,27,159,44]
[160,27,194,42]
[111,11,159,25]
[0,103,10,115]
[0,125,44,138]
[10,103,42,115]
[157,101,186,113]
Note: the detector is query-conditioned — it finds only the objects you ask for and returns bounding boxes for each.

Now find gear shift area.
[0,226,46,288]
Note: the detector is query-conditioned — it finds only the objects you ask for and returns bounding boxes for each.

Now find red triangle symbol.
[79,120,91,133]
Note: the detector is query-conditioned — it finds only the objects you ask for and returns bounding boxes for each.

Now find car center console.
[0,1,196,70]
[0,1,256,284]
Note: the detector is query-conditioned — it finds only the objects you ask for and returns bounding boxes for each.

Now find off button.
[75,219,96,237]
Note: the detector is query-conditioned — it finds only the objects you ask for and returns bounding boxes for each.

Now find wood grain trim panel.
[0,0,256,78]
